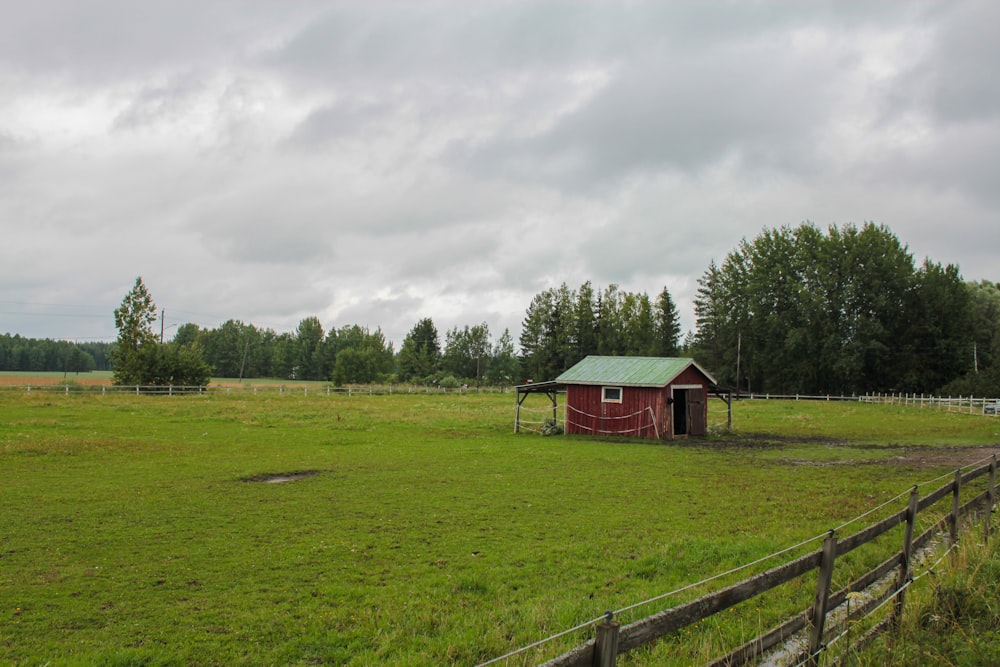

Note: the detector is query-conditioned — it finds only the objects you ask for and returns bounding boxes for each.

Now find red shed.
[555,356,718,439]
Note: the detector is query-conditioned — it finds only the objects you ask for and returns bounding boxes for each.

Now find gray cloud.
[1,1,998,348]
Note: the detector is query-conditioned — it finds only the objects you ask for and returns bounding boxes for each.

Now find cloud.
[1,0,998,351]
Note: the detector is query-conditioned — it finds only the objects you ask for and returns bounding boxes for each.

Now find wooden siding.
[565,385,667,438]
[672,365,709,387]
[562,364,712,439]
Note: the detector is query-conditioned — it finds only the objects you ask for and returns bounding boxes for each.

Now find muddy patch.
[781,444,1000,469]
[684,435,1000,469]
[240,470,321,484]
[884,445,1000,469]
[681,433,850,450]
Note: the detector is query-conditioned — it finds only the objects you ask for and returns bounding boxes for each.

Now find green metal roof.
[555,356,716,387]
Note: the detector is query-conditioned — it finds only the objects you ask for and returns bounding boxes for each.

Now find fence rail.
[521,455,998,667]
[734,391,1000,416]
[0,383,507,396]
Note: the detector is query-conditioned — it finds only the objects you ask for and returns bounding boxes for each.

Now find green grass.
[1,394,997,665]
[725,397,1000,445]
[856,537,1000,667]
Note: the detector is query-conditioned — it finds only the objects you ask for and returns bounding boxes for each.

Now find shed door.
[687,392,707,436]
[672,385,706,438]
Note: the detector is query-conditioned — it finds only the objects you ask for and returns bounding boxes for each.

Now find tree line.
[101,278,521,387]
[688,222,999,396]
[518,282,681,382]
[0,334,109,374]
[172,316,520,388]
[5,222,998,395]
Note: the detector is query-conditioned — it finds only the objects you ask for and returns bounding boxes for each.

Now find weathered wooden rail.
[539,456,997,667]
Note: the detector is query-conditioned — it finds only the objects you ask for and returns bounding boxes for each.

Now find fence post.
[986,456,996,543]
[727,391,733,431]
[593,612,620,667]
[950,469,962,545]
[807,531,838,667]
[893,486,920,630]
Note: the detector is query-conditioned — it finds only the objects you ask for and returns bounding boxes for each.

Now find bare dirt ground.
[882,444,1000,469]
[688,434,1000,470]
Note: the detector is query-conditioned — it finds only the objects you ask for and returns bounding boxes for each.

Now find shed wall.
[562,366,712,439]
[669,366,711,437]
[565,385,667,438]
[673,366,709,387]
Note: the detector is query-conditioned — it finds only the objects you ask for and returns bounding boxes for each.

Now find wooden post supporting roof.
[709,385,733,431]
[514,381,563,434]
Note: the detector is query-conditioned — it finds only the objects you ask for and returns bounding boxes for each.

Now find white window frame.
[602,386,623,403]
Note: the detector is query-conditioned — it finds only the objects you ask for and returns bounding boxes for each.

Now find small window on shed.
[602,386,623,403]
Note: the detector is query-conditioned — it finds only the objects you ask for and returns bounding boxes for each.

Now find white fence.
[732,391,1000,416]
[0,383,508,397]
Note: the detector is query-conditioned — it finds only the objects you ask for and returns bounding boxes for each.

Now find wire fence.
[4,377,997,663]
[515,390,1000,440]
[8,382,997,421]
[476,453,998,667]
[515,403,566,435]
[565,404,661,438]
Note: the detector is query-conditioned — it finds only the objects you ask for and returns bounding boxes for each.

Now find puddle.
[240,470,320,484]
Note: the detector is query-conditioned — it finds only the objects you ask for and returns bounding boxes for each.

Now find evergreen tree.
[109,277,209,386]
[110,277,159,385]
[397,318,441,382]
[573,281,598,361]
[519,288,557,381]
[597,284,623,356]
[653,286,682,357]
[899,260,973,392]
[690,222,972,395]
[295,316,326,381]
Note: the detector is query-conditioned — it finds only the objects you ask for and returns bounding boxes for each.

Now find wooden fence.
[538,456,997,667]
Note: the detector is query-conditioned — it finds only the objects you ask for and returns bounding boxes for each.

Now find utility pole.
[974,341,979,373]
[735,332,742,398]
[239,337,249,383]
[160,309,165,344]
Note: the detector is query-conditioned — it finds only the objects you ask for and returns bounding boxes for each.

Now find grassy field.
[1,391,998,666]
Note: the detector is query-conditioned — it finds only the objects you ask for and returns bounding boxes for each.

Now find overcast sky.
[2,1,998,349]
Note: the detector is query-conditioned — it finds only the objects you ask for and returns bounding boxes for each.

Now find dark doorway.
[672,389,688,436]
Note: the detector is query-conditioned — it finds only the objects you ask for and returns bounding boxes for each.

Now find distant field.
[0,371,329,389]
[1,392,997,666]
[0,370,114,385]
